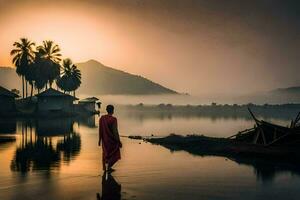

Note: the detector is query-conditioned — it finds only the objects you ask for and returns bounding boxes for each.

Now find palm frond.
[10,49,21,55]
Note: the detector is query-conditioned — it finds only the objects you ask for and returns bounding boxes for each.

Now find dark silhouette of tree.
[25,64,36,98]
[10,38,35,98]
[57,59,81,97]
[29,51,47,94]
[37,40,61,88]
[10,39,82,96]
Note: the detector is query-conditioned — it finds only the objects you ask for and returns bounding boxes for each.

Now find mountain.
[0,67,21,91]
[240,86,300,104]
[0,60,177,95]
[271,86,300,95]
[76,60,177,95]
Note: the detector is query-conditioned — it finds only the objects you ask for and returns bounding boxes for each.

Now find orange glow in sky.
[0,4,124,67]
[0,0,299,95]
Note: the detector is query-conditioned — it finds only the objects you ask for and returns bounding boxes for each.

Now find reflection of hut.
[78,97,101,113]
[0,119,16,134]
[36,118,74,136]
[36,88,78,113]
[0,86,19,113]
[77,115,96,128]
[57,132,81,162]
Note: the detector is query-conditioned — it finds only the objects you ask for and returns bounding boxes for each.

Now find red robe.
[99,115,121,167]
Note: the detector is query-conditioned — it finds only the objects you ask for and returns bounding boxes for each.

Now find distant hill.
[76,60,177,95]
[0,60,177,95]
[263,86,300,103]
[0,67,21,91]
[271,86,300,95]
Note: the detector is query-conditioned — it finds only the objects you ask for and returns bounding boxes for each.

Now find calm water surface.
[0,112,300,200]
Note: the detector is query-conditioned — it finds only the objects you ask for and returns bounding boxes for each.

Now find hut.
[36,88,78,113]
[78,97,101,113]
[0,86,19,113]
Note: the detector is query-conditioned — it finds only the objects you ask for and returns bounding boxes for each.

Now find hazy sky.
[0,0,299,96]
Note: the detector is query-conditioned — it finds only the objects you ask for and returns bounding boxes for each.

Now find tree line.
[10,38,81,98]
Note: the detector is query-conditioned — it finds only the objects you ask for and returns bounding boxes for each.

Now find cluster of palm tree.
[10,38,81,98]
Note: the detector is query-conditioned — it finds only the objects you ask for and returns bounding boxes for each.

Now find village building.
[36,88,78,113]
[0,86,19,113]
[78,97,101,113]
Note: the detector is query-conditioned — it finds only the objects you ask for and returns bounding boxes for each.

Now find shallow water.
[0,113,300,200]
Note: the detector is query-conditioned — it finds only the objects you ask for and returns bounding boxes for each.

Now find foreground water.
[0,112,300,200]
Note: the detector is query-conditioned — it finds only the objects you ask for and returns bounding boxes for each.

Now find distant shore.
[116,103,300,120]
[2,102,300,119]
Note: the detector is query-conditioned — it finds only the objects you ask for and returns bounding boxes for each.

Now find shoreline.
[128,134,300,161]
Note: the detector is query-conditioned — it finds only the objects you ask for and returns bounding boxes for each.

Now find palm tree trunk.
[22,76,25,99]
[30,83,33,99]
[25,80,28,98]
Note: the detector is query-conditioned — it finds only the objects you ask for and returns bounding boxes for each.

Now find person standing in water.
[99,105,122,172]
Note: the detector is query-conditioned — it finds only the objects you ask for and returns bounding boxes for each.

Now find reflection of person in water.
[99,105,122,172]
[97,173,121,200]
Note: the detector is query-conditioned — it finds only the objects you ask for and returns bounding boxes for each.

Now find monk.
[99,105,122,172]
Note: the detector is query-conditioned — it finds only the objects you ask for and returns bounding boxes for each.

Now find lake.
[0,111,300,200]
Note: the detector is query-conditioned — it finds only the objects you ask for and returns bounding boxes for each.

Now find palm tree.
[37,40,61,88]
[57,59,81,97]
[31,51,49,93]
[25,64,36,98]
[37,40,62,63]
[10,38,35,98]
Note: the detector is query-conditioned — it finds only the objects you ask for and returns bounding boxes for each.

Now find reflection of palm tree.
[11,120,82,175]
[37,41,61,88]
[57,132,81,162]
[10,137,60,173]
[57,59,81,97]
[97,173,121,200]
[10,38,35,98]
